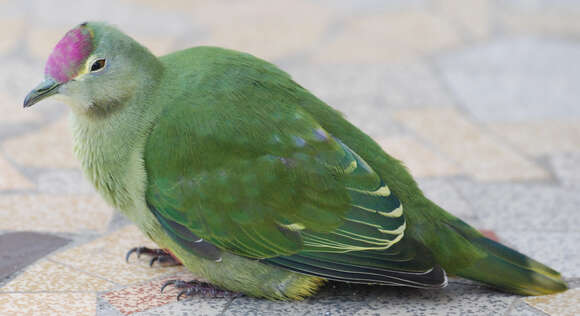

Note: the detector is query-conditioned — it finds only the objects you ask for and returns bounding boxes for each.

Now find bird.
[24,22,567,300]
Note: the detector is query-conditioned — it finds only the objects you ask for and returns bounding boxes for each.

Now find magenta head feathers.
[45,24,94,83]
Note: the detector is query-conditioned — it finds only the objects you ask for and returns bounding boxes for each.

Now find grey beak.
[23,79,61,108]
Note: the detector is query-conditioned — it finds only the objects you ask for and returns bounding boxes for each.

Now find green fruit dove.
[24,22,567,300]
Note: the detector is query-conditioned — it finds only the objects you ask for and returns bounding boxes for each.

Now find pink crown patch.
[45,26,93,83]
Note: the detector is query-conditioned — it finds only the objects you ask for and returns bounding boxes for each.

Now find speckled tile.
[524,288,580,316]
[36,169,96,194]
[134,295,228,316]
[0,232,70,281]
[433,0,491,39]
[102,273,208,315]
[393,108,550,181]
[0,155,34,190]
[454,181,580,232]
[549,152,580,189]
[488,120,580,156]
[437,38,580,122]
[0,194,113,233]
[312,12,461,63]
[495,231,580,279]
[0,293,96,316]
[2,259,114,292]
[2,116,79,169]
[377,135,462,178]
[50,225,189,286]
[416,177,476,220]
[223,282,514,316]
[508,298,548,316]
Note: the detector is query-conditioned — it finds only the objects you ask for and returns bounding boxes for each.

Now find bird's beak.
[23,78,61,108]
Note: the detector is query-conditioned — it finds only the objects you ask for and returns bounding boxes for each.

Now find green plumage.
[25,22,567,299]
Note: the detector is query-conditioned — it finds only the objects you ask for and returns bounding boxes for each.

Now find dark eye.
[90,59,106,72]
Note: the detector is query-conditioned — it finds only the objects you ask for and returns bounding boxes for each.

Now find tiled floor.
[0,1,579,315]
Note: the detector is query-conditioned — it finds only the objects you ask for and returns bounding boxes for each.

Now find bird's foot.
[161,279,239,301]
[125,247,182,267]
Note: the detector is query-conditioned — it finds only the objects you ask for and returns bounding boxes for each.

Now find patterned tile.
[0,194,113,233]
[0,232,70,281]
[0,156,34,191]
[2,116,80,169]
[377,136,461,178]
[102,273,206,315]
[1,259,114,292]
[134,295,228,316]
[524,288,580,316]
[488,120,580,156]
[393,108,550,181]
[50,225,189,286]
[312,12,461,63]
[0,293,96,316]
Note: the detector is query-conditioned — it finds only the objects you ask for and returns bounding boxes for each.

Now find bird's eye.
[90,59,106,72]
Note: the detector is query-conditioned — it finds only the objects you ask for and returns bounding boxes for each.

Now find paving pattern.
[0,0,579,315]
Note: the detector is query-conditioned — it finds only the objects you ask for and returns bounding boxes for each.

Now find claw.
[149,256,159,267]
[161,279,178,293]
[125,247,140,263]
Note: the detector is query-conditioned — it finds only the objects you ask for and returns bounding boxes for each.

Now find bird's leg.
[161,279,241,301]
[125,247,183,267]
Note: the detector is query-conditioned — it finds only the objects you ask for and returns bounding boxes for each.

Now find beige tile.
[0,194,113,233]
[433,0,491,39]
[2,116,80,169]
[488,120,580,156]
[524,288,580,316]
[0,156,34,190]
[26,27,65,59]
[312,12,461,64]
[190,0,333,60]
[0,91,43,123]
[0,18,24,53]
[376,136,461,178]
[2,259,114,292]
[393,108,549,181]
[0,293,95,316]
[134,35,175,56]
[50,225,189,286]
[500,11,580,37]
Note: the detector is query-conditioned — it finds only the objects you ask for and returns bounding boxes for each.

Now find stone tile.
[0,18,24,53]
[437,38,580,122]
[0,232,70,281]
[134,296,228,316]
[549,152,580,189]
[0,156,34,191]
[0,194,113,233]
[416,177,476,221]
[2,116,80,169]
[312,12,461,63]
[433,0,492,40]
[223,282,514,315]
[2,259,114,292]
[36,169,96,194]
[188,0,333,60]
[50,225,189,286]
[0,293,96,316]
[454,181,580,232]
[488,120,580,156]
[393,108,550,181]
[103,273,211,315]
[286,62,455,110]
[377,136,462,178]
[495,231,580,279]
[508,298,547,316]
[524,288,580,316]
[0,91,43,123]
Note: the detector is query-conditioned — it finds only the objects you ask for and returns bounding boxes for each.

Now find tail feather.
[446,219,567,295]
